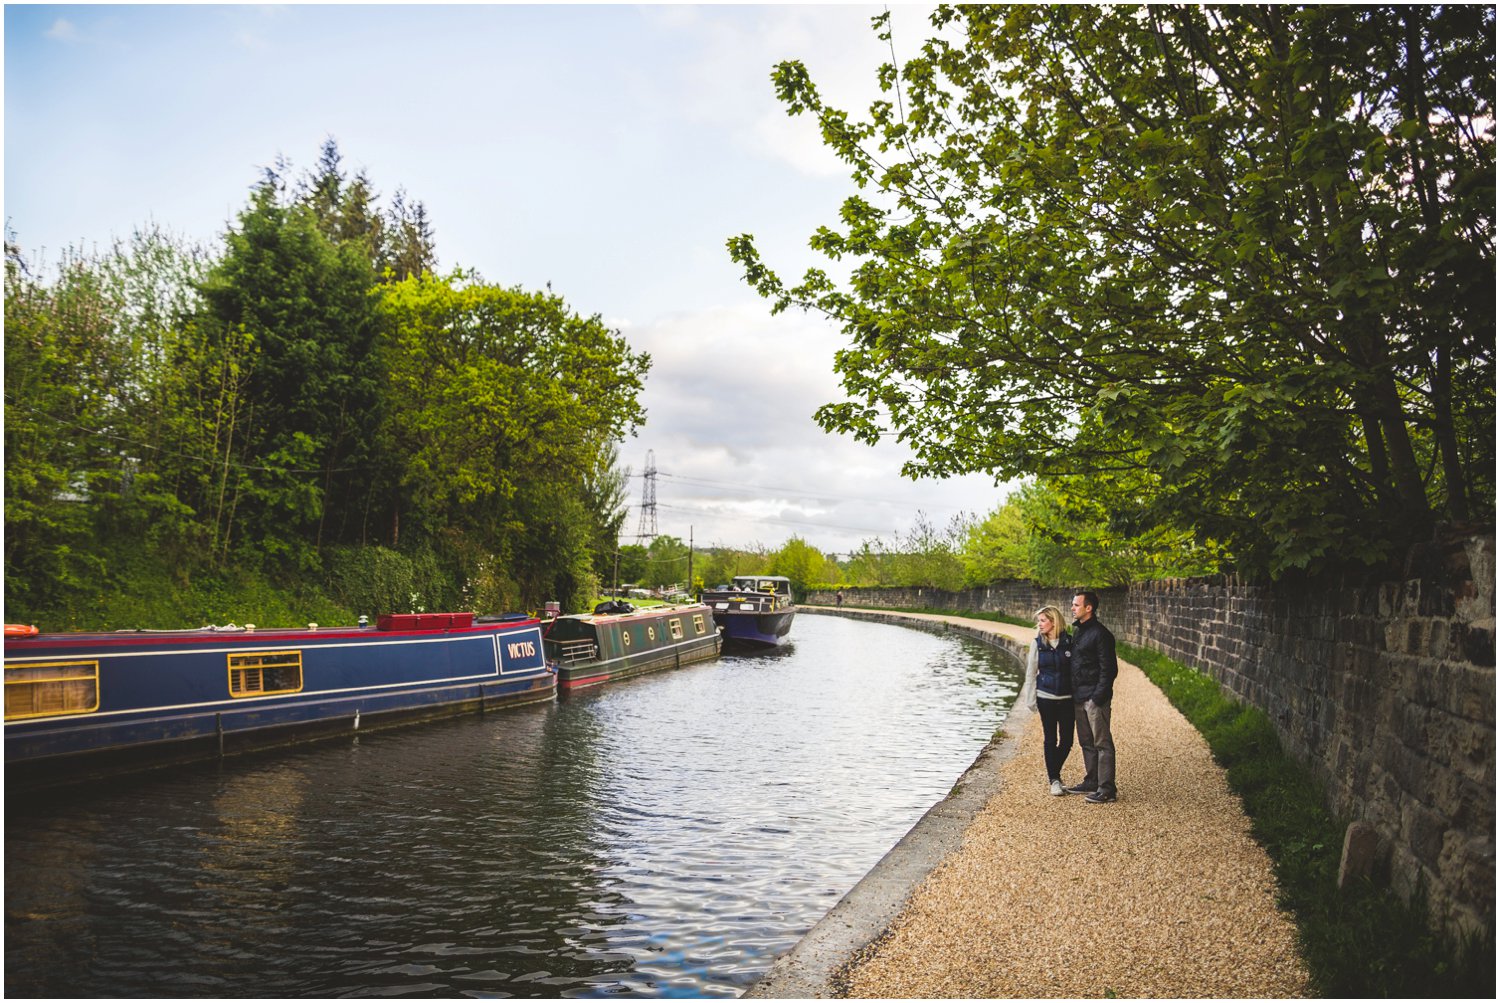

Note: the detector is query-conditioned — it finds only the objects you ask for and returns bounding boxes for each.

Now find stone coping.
[743,607,1030,998]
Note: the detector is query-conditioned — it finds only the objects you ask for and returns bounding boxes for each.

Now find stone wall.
[807,532,1496,939]
[813,582,1070,618]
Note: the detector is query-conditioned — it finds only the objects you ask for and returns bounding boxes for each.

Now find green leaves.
[731,3,1495,579]
[378,271,649,609]
[7,142,657,623]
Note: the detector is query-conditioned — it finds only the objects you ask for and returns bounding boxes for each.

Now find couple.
[1017,590,1118,804]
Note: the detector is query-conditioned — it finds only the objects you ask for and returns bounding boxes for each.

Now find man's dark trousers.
[1074,699,1115,797]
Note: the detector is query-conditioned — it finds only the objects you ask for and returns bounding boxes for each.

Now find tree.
[694,546,770,589]
[1012,479,1221,587]
[4,242,119,614]
[890,511,968,590]
[841,539,894,588]
[297,138,437,281]
[384,188,438,281]
[616,543,650,586]
[378,270,650,608]
[197,176,386,567]
[581,440,632,581]
[4,141,650,625]
[768,536,835,594]
[642,535,691,589]
[730,5,1494,577]
[961,497,1033,585]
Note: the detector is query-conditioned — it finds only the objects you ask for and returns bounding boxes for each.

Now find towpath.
[751,608,1309,999]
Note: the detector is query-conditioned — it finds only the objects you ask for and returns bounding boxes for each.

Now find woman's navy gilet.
[1036,633,1073,697]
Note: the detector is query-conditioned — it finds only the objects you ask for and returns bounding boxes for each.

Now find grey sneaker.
[1064,782,1097,795]
[1049,780,1065,796]
[1084,790,1117,804]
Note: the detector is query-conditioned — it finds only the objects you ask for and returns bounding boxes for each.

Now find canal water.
[5,613,1020,998]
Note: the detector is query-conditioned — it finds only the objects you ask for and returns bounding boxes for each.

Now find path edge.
[742,608,1028,999]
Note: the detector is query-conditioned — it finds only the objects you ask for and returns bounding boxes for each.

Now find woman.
[1016,604,1075,796]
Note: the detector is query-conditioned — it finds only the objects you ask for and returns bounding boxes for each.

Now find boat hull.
[705,581,797,647]
[555,633,722,690]
[715,607,797,646]
[4,617,554,785]
[544,604,722,691]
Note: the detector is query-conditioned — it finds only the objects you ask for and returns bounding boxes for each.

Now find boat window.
[4,661,100,720]
[623,630,632,648]
[693,614,706,634]
[647,625,657,642]
[669,618,684,640]
[228,651,304,697]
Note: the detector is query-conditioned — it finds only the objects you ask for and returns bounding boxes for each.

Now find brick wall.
[808,532,1496,938]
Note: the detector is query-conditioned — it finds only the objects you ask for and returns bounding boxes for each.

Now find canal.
[5,613,1020,998]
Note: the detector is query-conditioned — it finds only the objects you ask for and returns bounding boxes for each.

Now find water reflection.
[6,614,1018,997]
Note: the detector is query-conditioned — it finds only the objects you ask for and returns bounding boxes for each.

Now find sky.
[4,3,1012,557]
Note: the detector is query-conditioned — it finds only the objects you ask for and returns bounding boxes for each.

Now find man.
[1066,590,1119,803]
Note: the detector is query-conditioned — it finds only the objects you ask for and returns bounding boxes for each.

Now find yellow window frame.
[4,660,101,721]
[228,650,304,698]
[669,618,684,640]
[693,614,706,634]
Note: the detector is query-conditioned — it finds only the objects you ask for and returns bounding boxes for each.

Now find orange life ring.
[4,623,39,637]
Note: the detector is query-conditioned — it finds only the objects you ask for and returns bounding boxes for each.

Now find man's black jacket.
[1070,616,1119,705]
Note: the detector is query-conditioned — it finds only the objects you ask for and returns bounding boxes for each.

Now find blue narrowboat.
[3,612,554,786]
[542,602,722,691]
[704,575,797,646]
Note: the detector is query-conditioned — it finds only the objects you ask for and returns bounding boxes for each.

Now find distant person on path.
[836,589,844,607]
[1016,604,1074,797]
[1066,590,1119,803]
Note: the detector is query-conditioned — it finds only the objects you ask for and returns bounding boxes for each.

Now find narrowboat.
[3,612,554,786]
[542,602,722,691]
[704,575,797,646]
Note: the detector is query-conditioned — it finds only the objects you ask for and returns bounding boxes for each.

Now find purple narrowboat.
[704,575,797,647]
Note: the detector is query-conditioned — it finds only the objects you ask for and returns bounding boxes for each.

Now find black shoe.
[1084,790,1117,804]
[1064,782,1096,795]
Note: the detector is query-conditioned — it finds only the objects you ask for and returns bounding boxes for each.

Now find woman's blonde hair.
[1034,605,1068,641]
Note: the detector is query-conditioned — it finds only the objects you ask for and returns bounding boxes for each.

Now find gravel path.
[836,613,1310,999]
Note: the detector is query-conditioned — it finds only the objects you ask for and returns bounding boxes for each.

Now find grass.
[1120,641,1494,998]
[38,564,356,632]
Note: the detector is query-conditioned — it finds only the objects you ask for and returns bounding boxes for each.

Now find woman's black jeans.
[1037,696,1075,782]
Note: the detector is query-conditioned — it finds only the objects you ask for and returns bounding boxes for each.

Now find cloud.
[654,5,929,179]
[45,18,79,42]
[617,303,1007,554]
[750,110,848,179]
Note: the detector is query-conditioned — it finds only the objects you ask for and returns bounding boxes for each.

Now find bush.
[33,557,354,632]
[322,545,455,617]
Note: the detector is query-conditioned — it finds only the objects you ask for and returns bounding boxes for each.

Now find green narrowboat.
[542,603,722,691]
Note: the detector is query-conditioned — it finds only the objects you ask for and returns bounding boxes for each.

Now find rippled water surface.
[6,613,1019,997]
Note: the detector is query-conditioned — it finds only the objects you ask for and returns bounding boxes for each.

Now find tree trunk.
[1431,345,1470,521]
[1373,376,1432,525]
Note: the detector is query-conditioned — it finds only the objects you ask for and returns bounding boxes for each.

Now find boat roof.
[568,602,709,622]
